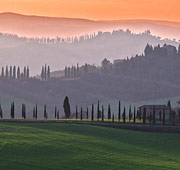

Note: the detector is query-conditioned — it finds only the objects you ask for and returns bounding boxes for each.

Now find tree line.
[0,97,178,126]
[41,65,51,80]
[1,66,30,80]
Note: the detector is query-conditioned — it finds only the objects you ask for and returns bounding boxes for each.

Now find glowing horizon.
[0,0,180,22]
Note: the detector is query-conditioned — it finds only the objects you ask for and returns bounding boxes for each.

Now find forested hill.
[111,44,180,85]
[0,30,179,75]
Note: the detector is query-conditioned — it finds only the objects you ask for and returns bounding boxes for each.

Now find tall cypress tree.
[153,105,156,125]
[133,106,136,123]
[91,104,94,122]
[0,104,3,119]
[10,66,13,79]
[13,66,16,79]
[27,66,30,79]
[143,108,146,125]
[167,100,172,125]
[17,67,20,80]
[163,109,165,125]
[123,107,126,124]
[1,67,4,78]
[24,66,27,79]
[41,66,45,80]
[44,105,47,120]
[44,65,47,80]
[118,101,121,122]
[97,101,100,120]
[55,106,57,119]
[108,104,111,120]
[5,66,8,78]
[76,106,78,119]
[102,105,104,122]
[129,105,132,122]
[47,66,50,80]
[80,107,83,121]
[86,107,89,120]
[11,102,15,119]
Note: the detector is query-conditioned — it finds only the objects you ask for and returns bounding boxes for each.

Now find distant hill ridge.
[0,12,180,39]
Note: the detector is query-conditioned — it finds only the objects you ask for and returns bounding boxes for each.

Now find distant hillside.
[0,30,179,75]
[0,13,180,39]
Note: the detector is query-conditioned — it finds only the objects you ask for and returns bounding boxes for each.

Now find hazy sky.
[0,0,180,22]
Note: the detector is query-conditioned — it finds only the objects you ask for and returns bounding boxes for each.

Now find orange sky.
[0,0,180,22]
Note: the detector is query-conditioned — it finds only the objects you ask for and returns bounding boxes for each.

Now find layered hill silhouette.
[0,12,180,39]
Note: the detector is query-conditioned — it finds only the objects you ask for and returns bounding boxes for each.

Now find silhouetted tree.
[133,107,136,123]
[35,105,38,119]
[80,107,83,121]
[86,107,89,120]
[22,104,26,119]
[108,104,111,120]
[5,66,8,78]
[63,96,71,118]
[97,101,100,120]
[76,106,78,119]
[129,106,132,122]
[44,105,47,120]
[11,102,15,119]
[10,66,12,79]
[41,66,45,80]
[55,106,57,119]
[1,67,4,78]
[23,66,27,79]
[163,109,165,125]
[118,101,121,122]
[12,66,16,79]
[123,107,126,123]
[143,108,146,125]
[153,105,156,125]
[44,65,47,80]
[17,67,20,80]
[167,100,172,125]
[102,105,104,122]
[27,66,30,79]
[91,104,94,122]
[47,66,50,80]
[0,104,3,119]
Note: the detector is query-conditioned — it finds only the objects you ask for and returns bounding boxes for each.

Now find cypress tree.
[47,66,50,80]
[133,106,136,123]
[163,109,165,125]
[44,65,47,80]
[1,67,4,78]
[80,107,83,121]
[24,66,27,79]
[22,104,26,119]
[102,105,104,122]
[57,110,59,120]
[64,67,68,78]
[11,102,15,119]
[13,66,16,79]
[168,100,172,125]
[153,105,156,125]
[5,66,8,78]
[91,104,94,122]
[63,96,71,119]
[123,107,126,123]
[33,107,36,119]
[86,107,89,120]
[17,67,20,80]
[68,67,71,79]
[41,66,44,80]
[10,66,12,79]
[35,105,38,119]
[27,66,30,79]
[44,105,47,120]
[118,101,121,122]
[55,106,57,119]
[97,101,100,120]
[0,104,3,119]
[129,105,132,122]
[108,104,111,120]
[76,106,78,119]
[143,108,146,125]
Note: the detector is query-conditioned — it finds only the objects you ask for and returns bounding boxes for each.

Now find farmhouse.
[139,105,170,120]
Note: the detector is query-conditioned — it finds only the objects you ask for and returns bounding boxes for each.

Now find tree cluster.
[41,65,50,81]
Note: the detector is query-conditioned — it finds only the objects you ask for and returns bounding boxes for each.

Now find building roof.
[139,105,170,110]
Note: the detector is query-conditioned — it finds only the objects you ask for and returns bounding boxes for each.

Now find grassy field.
[0,123,180,170]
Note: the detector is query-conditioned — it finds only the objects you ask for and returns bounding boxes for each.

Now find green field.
[0,123,180,170]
